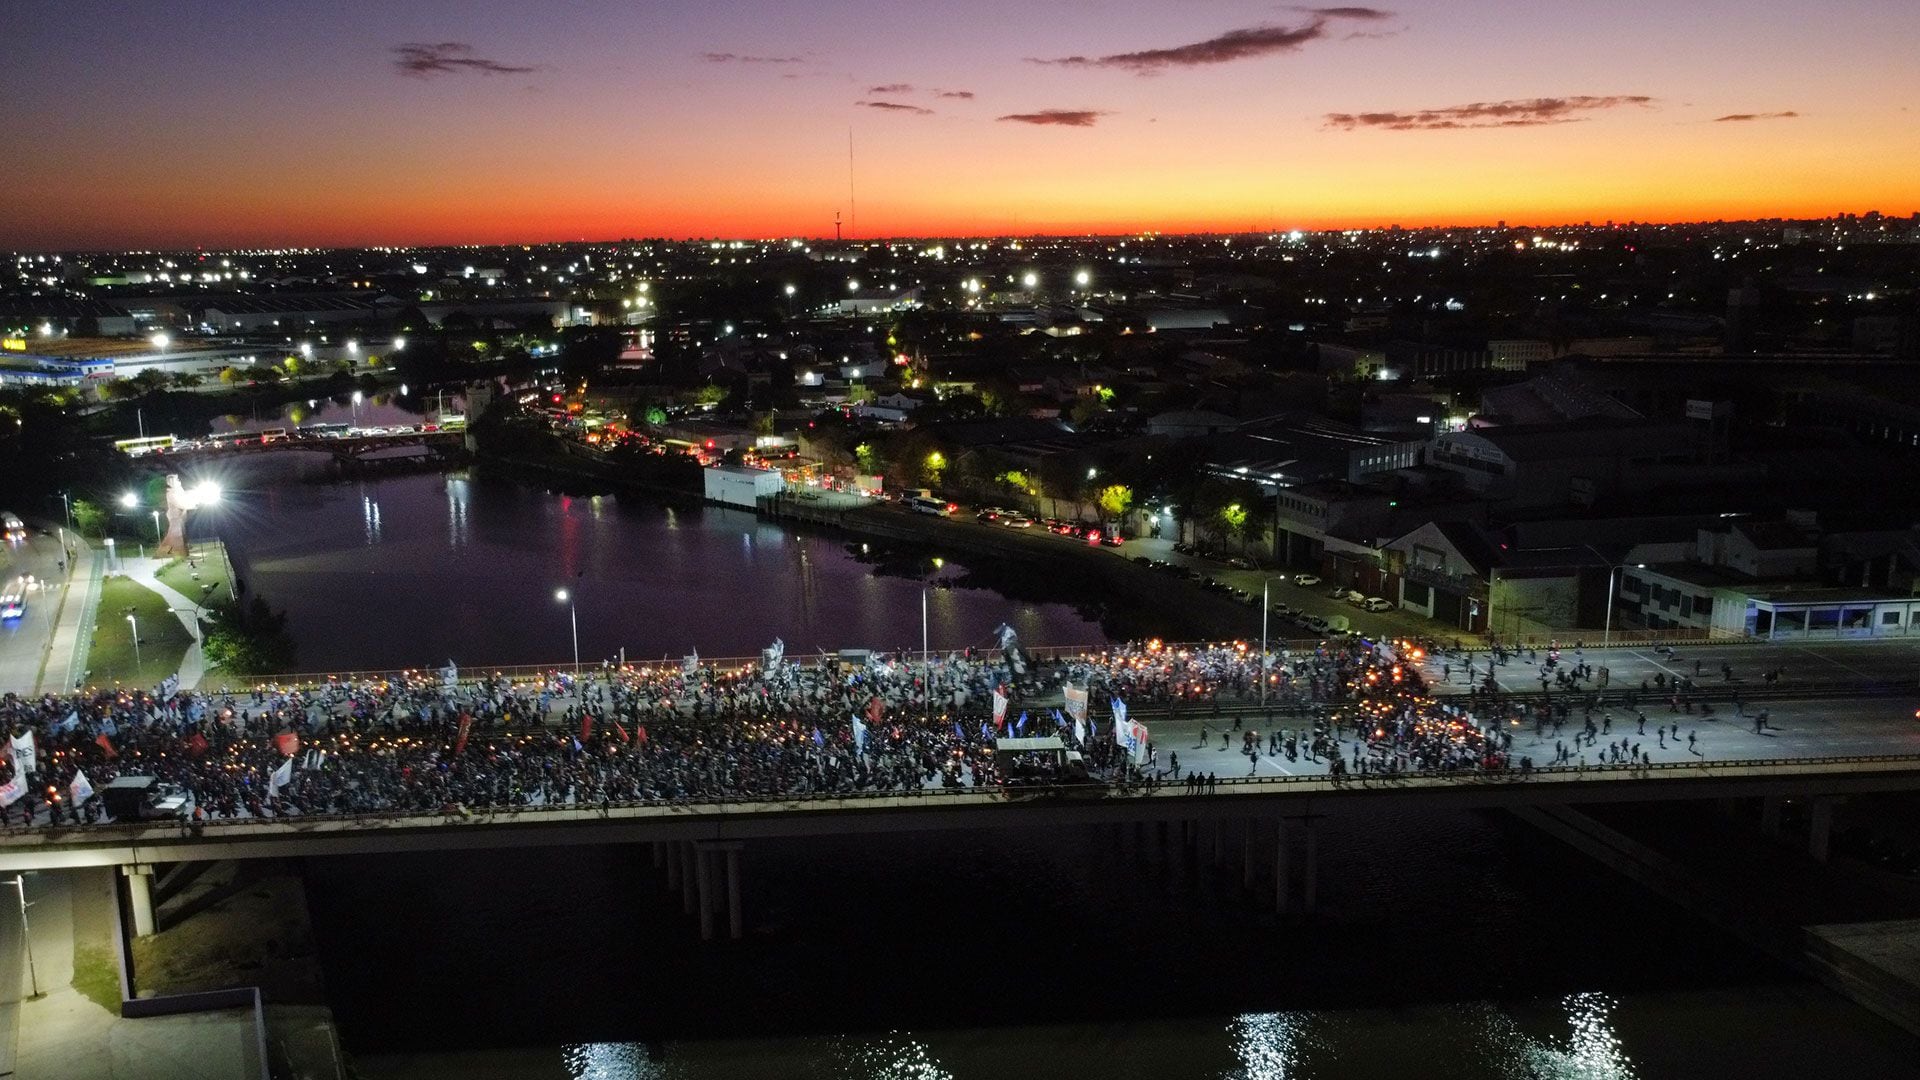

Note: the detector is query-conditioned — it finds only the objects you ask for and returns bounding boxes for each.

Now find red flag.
[274,731,301,758]
[455,714,472,756]
[634,724,648,746]
[613,720,630,743]
[866,696,885,725]
[95,733,118,760]
[580,716,594,743]
[186,732,209,757]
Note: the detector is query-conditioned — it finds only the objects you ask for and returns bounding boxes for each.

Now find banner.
[70,769,94,805]
[274,731,301,758]
[0,778,21,808]
[992,686,1008,730]
[1063,685,1089,724]
[9,731,36,777]
[1114,717,1150,765]
[454,714,473,755]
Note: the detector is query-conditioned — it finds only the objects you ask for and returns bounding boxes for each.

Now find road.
[0,526,78,694]
[1429,639,1920,695]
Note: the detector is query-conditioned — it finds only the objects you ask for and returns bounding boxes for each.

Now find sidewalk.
[36,543,103,695]
[118,558,207,690]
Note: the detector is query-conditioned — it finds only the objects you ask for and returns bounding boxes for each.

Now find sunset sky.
[5,0,1918,249]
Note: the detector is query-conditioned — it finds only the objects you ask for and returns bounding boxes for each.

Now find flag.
[1015,711,1028,735]
[811,727,825,748]
[867,696,885,725]
[9,732,35,777]
[275,731,301,758]
[613,720,630,743]
[1074,716,1087,745]
[955,721,967,742]
[580,716,594,743]
[851,713,868,754]
[95,732,118,759]
[269,757,293,795]
[980,721,992,740]
[1111,697,1128,728]
[186,732,209,757]
[634,724,649,746]
[57,711,80,734]
[69,769,94,805]
[99,714,118,738]
[1063,685,1089,723]
[991,685,1008,730]
[0,778,21,808]
[455,714,473,755]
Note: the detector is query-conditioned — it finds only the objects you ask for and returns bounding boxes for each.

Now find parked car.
[1000,513,1034,528]
[1226,556,1253,570]
[1363,597,1394,612]
[1292,573,1321,587]
[1343,590,1367,606]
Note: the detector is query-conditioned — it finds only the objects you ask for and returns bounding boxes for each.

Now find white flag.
[850,714,867,754]
[992,686,1008,728]
[69,769,94,805]
[9,731,36,777]
[1073,715,1087,745]
[269,757,293,795]
[1111,697,1128,728]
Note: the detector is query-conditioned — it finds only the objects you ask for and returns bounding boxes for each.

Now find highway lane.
[0,527,77,694]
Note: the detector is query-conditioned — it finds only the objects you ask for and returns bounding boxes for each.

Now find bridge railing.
[11,751,1920,843]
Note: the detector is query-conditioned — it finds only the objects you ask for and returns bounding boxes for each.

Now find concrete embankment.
[1510,802,1920,1035]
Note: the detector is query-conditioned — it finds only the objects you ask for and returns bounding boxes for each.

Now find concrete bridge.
[132,428,466,468]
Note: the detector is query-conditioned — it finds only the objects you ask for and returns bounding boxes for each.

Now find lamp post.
[7,876,40,999]
[151,510,162,543]
[350,390,364,430]
[126,612,141,670]
[1260,577,1271,705]
[555,589,579,675]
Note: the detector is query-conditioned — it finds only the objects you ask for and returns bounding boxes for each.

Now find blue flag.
[812,727,825,747]
[955,721,967,741]
[980,721,991,740]
[1015,711,1028,735]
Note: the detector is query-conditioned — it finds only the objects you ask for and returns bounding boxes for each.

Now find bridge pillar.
[1274,817,1289,915]
[652,841,665,869]
[666,841,682,889]
[694,846,715,941]
[680,843,697,915]
[1242,819,1257,888]
[1761,795,1784,838]
[1809,797,1837,864]
[1212,820,1224,868]
[725,844,744,940]
[1301,818,1319,913]
[122,865,156,938]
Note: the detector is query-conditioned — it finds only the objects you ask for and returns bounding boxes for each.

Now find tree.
[1096,483,1134,521]
[71,498,108,538]
[854,442,882,475]
[922,449,947,488]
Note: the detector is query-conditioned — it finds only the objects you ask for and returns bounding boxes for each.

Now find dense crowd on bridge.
[0,638,1592,829]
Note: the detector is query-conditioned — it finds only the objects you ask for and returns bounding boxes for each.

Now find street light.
[555,588,579,675]
[350,390,363,429]
[6,876,40,999]
[119,491,137,509]
[150,509,162,543]
[126,612,141,670]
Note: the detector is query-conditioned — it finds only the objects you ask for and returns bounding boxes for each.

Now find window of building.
[1694,595,1712,617]
[1882,610,1903,626]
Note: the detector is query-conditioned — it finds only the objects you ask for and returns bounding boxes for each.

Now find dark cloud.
[997,109,1106,127]
[1325,95,1655,130]
[1032,9,1388,73]
[393,42,536,79]
[938,90,976,99]
[868,83,914,94]
[1291,6,1395,18]
[1713,110,1799,122]
[701,52,803,64]
[858,100,934,115]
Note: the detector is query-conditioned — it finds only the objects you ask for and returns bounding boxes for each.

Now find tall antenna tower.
[847,127,857,242]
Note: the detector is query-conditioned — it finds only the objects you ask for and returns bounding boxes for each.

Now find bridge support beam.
[1242,819,1256,888]
[122,864,156,938]
[694,846,715,940]
[1301,817,1319,913]
[1274,818,1289,915]
[1762,795,1784,838]
[1809,797,1837,864]
[726,844,744,940]
[680,842,697,915]
[665,841,682,889]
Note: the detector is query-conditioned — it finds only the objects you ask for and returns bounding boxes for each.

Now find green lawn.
[71,942,121,1012]
[155,545,232,611]
[89,575,194,689]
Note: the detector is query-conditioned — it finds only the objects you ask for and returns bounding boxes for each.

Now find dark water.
[211,470,1106,673]
[304,807,1920,1080]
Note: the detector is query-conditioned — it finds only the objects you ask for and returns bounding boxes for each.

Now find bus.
[259,427,288,444]
[113,434,177,456]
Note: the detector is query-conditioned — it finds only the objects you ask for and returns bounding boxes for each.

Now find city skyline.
[5,0,1920,249]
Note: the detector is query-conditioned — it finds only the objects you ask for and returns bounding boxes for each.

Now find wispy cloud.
[1031,10,1389,73]
[859,100,934,115]
[1326,95,1655,130]
[938,90,976,100]
[701,52,803,64]
[1713,110,1799,122]
[998,109,1107,127]
[393,42,537,79]
[868,83,914,94]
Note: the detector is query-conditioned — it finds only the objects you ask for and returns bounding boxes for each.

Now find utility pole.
[8,876,41,998]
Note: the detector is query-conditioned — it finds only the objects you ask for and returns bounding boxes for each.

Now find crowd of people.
[0,637,1639,830]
